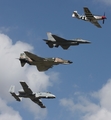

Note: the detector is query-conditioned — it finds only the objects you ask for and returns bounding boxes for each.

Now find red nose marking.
[102,16,106,19]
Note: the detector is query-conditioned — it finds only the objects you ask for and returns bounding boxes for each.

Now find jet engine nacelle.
[19,90,26,95]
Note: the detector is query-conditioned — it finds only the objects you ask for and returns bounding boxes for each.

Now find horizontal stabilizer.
[43,39,48,42]
[9,86,21,101]
[19,59,26,67]
[11,93,21,101]
[43,39,54,48]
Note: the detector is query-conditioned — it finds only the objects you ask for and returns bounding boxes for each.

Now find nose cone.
[82,40,91,44]
[53,95,56,98]
[102,16,107,19]
[52,95,56,98]
[86,40,91,43]
[68,60,73,64]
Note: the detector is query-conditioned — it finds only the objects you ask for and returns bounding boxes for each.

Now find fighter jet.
[43,32,90,50]
[72,7,107,28]
[19,51,72,71]
[9,81,56,108]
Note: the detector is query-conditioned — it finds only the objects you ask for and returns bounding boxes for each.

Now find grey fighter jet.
[19,51,72,71]
[9,81,56,108]
[43,32,90,50]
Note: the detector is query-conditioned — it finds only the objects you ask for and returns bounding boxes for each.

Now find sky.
[0,0,111,120]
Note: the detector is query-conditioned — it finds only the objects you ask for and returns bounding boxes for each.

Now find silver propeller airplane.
[9,81,56,108]
[72,7,107,28]
[19,51,72,71]
[43,32,90,50]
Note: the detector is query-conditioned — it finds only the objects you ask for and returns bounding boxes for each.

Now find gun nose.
[52,95,56,98]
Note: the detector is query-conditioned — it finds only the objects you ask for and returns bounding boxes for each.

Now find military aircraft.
[72,7,107,28]
[19,51,72,71]
[43,32,90,50]
[9,81,56,108]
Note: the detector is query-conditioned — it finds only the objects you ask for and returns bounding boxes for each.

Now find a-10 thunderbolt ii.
[43,32,90,50]
[72,7,107,28]
[9,81,56,108]
[19,51,72,71]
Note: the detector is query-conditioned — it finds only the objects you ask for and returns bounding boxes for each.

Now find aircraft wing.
[24,51,44,61]
[36,63,53,71]
[84,7,101,28]
[60,45,70,50]
[24,51,53,71]
[52,34,66,42]
[32,98,46,108]
[20,82,33,94]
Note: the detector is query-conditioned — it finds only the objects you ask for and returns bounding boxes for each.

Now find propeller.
[102,12,106,24]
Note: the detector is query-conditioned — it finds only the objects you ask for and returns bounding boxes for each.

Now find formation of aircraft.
[9,7,106,108]
[43,32,91,50]
[9,81,55,108]
[19,51,72,71]
[72,7,107,28]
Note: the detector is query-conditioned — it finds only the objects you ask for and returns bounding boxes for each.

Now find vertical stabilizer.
[47,32,56,41]
[72,11,81,19]
[9,86,15,93]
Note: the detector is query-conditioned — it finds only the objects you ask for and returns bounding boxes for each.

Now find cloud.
[94,0,111,5]
[0,33,59,119]
[0,98,22,120]
[60,79,111,120]
[92,79,111,111]
[0,26,18,34]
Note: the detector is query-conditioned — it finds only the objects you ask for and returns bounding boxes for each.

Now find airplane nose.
[68,60,73,64]
[102,16,107,19]
[52,95,56,98]
[86,41,91,43]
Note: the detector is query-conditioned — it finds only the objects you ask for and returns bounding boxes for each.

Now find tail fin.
[9,86,21,101]
[72,11,80,19]
[47,32,56,41]
[9,86,15,93]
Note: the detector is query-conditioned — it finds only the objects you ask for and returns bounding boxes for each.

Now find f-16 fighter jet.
[9,81,56,108]
[43,32,90,50]
[19,51,72,71]
[72,7,107,28]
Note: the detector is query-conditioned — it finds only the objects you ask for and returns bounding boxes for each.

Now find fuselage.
[72,12,106,21]
[19,53,72,65]
[47,39,90,45]
[18,91,56,99]
[81,15,106,21]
